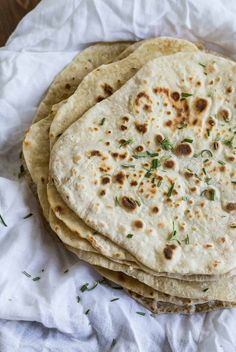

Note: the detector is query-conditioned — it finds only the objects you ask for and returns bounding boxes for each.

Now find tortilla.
[51,51,236,276]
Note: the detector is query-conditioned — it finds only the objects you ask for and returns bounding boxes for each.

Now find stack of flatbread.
[23,37,236,314]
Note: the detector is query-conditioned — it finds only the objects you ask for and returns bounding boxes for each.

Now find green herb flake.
[99,117,106,126]
[80,283,89,292]
[180,92,193,100]
[200,149,213,158]
[199,63,206,68]
[181,138,193,143]
[182,234,190,245]
[202,168,207,175]
[0,214,7,227]
[151,158,161,169]
[222,136,234,149]
[177,122,187,130]
[157,179,162,187]
[167,183,175,197]
[85,309,90,315]
[168,221,181,245]
[231,180,236,185]
[115,196,120,206]
[127,233,133,238]
[76,296,80,303]
[132,151,159,159]
[32,277,40,281]
[111,339,117,349]
[203,288,209,292]
[23,213,33,219]
[161,138,173,151]
[205,177,212,185]
[144,169,152,178]
[121,164,135,169]
[110,298,120,302]
[206,129,210,137]
[136,311,146,316]
[119,138,134,148]
[135,199,141,207]
[218,160,225,165]
[22,271,31,278]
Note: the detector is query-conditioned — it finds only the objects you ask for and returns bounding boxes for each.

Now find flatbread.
[33,41,133,123]
[51,51,236,276]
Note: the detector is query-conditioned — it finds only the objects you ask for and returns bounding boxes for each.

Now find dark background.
[0,0,40,46]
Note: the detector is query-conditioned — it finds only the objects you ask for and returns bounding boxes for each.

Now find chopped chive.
[151,159,160,169]
[32,277,40,281]
[110,298,120,302]
[111,339,117,349]
[144,169,152,178]
[135,199,141,207]
[76,296,80,303]
[80,283,89,292]
[0,214,7,227]
[231,181,236,185]
[182,234,190,245]
[119,138,134,148]
[205,177,212,185]
[199,63,206,68]
[230,222,236,228]
[202,168,207,175]
[99,118,106,126]
[136,312,146,316]
[206,129,210,137]
[195,174,202,181]
[22,271,31,278]
[157,179,162,187]
[180,92,193,100]
[181,138,193,143]
[126,233,133,238]
[202,288,209,292]
[23,213,33,219]
[177,122,187,129]
[222,136,234,148]
[167,183,175,197]
[115,196,120,206]
[218,160,225,165]
[85,309,90,315]
[201,189,215,201]
[200,149,213,158]
[161,138,173,151]
[168,221,181,245]
[132,151,159,159]
[121,164,135,168]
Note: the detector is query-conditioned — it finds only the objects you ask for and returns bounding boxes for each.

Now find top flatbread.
[51,51,236,276]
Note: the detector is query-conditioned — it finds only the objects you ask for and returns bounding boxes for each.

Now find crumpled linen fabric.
[1,0,236,351]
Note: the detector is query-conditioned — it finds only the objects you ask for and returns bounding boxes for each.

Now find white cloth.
[1,0,236,350]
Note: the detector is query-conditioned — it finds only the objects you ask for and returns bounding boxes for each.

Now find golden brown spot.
[135,145,144,152]
[130,180,138,186]
[155,134,164,144]
[119,152,128,160]
[175,143,192,156]
[111,152,119,159]
[195,98,208,113]
[165,120,172,127]
[114,171,125,185]
[226,87,232,94]
[192,118,198,126]
[96,96,104,102]
[41,177,45,184]
[65,83,71,89]
[102,83,113,96]
[171,91,180,101]
[122,116,129,122]
[101,176,110,185]
[54,206,63,213]
[225,203,236,212]
[196,81,201,87]
[135,122,148,134]
[164,160,175,169]
[152,206,159,214]
[99,190,106,196]
[226,156,235,162]
[133,220,143,229]
[105,142,110,146]
[90,150,102,157]
[99,165,111,173]
[218,237,226,244]
[204,243,213,248]
[219,165,226,172]
[184,171,194,179]
[153,87,169,96]
[135,91,152,106]
[120,125,127,131]
[143,104,152,112]
[219,109,230,122]
[207,117,215,126]
[163,244,176,260]
[121,196,137,211]
[190,187,197,192]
